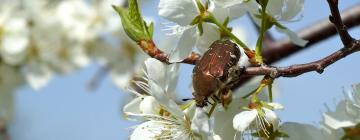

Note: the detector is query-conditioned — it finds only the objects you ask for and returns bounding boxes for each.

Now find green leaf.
[112,0,153,42]
[146,22,154,38]
[128,0,146,30]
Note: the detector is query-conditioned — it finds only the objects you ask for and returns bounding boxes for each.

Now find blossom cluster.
[118,0,307,139]
[0,0,146,129]
[1,0,359,139]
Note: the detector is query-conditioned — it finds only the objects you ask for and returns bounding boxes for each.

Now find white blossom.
[233,102,282,137]
[158,0,248,62]
[320,84,360,138]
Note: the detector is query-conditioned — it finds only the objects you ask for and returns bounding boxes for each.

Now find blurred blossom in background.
[0,0,359,140]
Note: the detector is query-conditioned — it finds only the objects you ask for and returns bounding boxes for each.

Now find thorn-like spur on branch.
[262,4,360,64]
[327,0,355,47]
[138,40,200,65]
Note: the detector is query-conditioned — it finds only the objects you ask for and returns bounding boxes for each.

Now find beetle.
[192,40,242,107]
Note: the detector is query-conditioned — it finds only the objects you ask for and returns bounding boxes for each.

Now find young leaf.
[113,0,154,42]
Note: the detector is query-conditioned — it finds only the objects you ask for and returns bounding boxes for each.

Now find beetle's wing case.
[192,40,241,107]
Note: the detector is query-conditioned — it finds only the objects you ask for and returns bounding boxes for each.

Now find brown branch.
[231,4,360,89]
[242,40,360,78]
[136,4,360,66]
[327,0,355,46]
[232,0,360,85]
[262,4,360,64]
[138,40,200,65]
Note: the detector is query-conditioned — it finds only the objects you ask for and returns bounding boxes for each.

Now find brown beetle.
[192,40,241,107]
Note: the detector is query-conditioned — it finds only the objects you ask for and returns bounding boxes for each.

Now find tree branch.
[138,40,200,65]
[327,0,355,46]
[137,4,360,66]
[262,4,360,64]
[233,0,360,83]
[242,40,360,78]
[230,4,360,89]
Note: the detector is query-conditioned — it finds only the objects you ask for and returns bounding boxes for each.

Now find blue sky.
[8,1,360,140]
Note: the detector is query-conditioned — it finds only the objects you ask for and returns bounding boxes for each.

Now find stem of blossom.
[207,14,254,59]
[268,84,273,102]
[243,76,273,102]
[255,6,269,64]
[251,83,266,103]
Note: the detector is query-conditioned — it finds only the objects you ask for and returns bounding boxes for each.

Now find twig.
[326,0,355,46]
[138,40,200,65]
[231,4,360,89]
[262,4,360,64]
[242,41,360,78]
[232,0,360,84]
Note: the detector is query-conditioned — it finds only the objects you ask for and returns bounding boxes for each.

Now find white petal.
[211,0,257,20]
[69,46,90,68]
[158,0,198,26]
[268,102,284,110]
[263,108,279,127]
[164,63,180,93]
[1,18,29,65]
[267,0,286,19]
[233,109,257,131]
[195,24,220,53]
[148,80,184,118]
[130,121,158,140]
[123,96,143,116]
[169,26,197,62]
[276,27,308,46]
[281,122,329,140]
[191,107,213,140]
[323,113,355,129]
[145,58,166,87]
[25,61,53,90]
[1,36,28,65]
[140,96,161,115]
[214,97,248,140]
[211,0,247,8]
[282,0,304,21]
[110,69,133,90]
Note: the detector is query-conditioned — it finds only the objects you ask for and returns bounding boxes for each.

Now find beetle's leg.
[219,88,232,109]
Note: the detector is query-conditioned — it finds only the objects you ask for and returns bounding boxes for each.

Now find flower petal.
[282,0,305,21]
[25,61,53,90]
[123,96,143,116]
[145,58,166,87]
[323,113,355,129]
[130,121,159,140]
[268,102,284,110]
[281,122,330,140]
[158,0,198,26]
[267,0,286,19]
[169,26,197,62]
[195,24,220,53]
[211,0,247,8]
[263,108,279,127]
[276,26,308,46]
[140,96,161,115]
[191,107,214,140]
[148,80,184,118]
[233,109,257,131]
